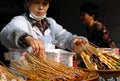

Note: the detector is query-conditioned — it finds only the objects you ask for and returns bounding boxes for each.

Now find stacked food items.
[74,43,120,70]
[0,64,22,81]
[10,53,99,81]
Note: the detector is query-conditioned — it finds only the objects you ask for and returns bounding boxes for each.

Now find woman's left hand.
[73,38,88,45]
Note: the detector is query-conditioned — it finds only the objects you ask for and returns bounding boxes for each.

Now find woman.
[0,0,88,61]
[80,2,116,48]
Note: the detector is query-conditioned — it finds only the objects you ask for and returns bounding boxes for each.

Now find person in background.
[79,2,118,81]
[79,2,116,48]
[0,0,88,63]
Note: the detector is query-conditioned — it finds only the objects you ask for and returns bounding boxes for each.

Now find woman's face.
[27,0,49,17]
[80,12,94,25]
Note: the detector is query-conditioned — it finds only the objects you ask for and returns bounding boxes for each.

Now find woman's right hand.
[25,36,45,58]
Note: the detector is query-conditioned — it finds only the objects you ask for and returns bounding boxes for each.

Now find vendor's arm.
[0,16,45,57]
[49,18,88,50]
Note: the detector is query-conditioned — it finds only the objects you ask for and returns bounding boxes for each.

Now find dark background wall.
[0,0,120,64]
[54,0,120,47]
[0,0,120,42]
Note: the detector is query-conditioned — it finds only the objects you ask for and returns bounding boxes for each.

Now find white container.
[45,49,75,67]
[100,48,119,56]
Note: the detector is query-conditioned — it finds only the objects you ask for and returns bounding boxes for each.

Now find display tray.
[27,68,99,81]
[77,69,99,81]
[97,70,120,76]
[81,68,120,77]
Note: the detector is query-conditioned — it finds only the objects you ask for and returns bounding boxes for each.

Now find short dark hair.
[25,0,51,3]
[80,2,99,20]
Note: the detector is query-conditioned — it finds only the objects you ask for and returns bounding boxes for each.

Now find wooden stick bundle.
[9,52,98,81]
[74,43,120,70]
[0,65,21,81]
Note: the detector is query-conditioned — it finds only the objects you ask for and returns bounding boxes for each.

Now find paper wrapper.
[45,49,75,67]
[100,48,119,56]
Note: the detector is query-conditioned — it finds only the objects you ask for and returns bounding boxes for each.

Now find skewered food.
[90,54,109,70]
[0,64,22,81]
[10,53,98,81]
[74,43,120,70]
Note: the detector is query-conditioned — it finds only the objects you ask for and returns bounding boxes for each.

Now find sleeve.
[0,16,31,50]
[48,18,88,50]
[52,21,74,49]
[100,25,113,46]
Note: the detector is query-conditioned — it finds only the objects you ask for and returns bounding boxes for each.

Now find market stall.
[74,42,120,81]
[1,42,120,81]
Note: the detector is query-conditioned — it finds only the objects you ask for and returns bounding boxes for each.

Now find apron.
[5,27,55,61]
[32,27,55,50]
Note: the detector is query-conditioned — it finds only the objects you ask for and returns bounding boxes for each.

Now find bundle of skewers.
[0,64,22,81]
[74,42,120,70]
[10,53,98,81]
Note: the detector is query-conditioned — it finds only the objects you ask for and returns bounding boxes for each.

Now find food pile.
[74,43,120,70]
[0,65,22,81]
[10,53,98,81]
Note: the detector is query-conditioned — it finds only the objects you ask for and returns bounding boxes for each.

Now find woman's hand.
[25,36,45,58]
[73,38,88,45]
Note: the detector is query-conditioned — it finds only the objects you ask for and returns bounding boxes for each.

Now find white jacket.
[0,13,87,60]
